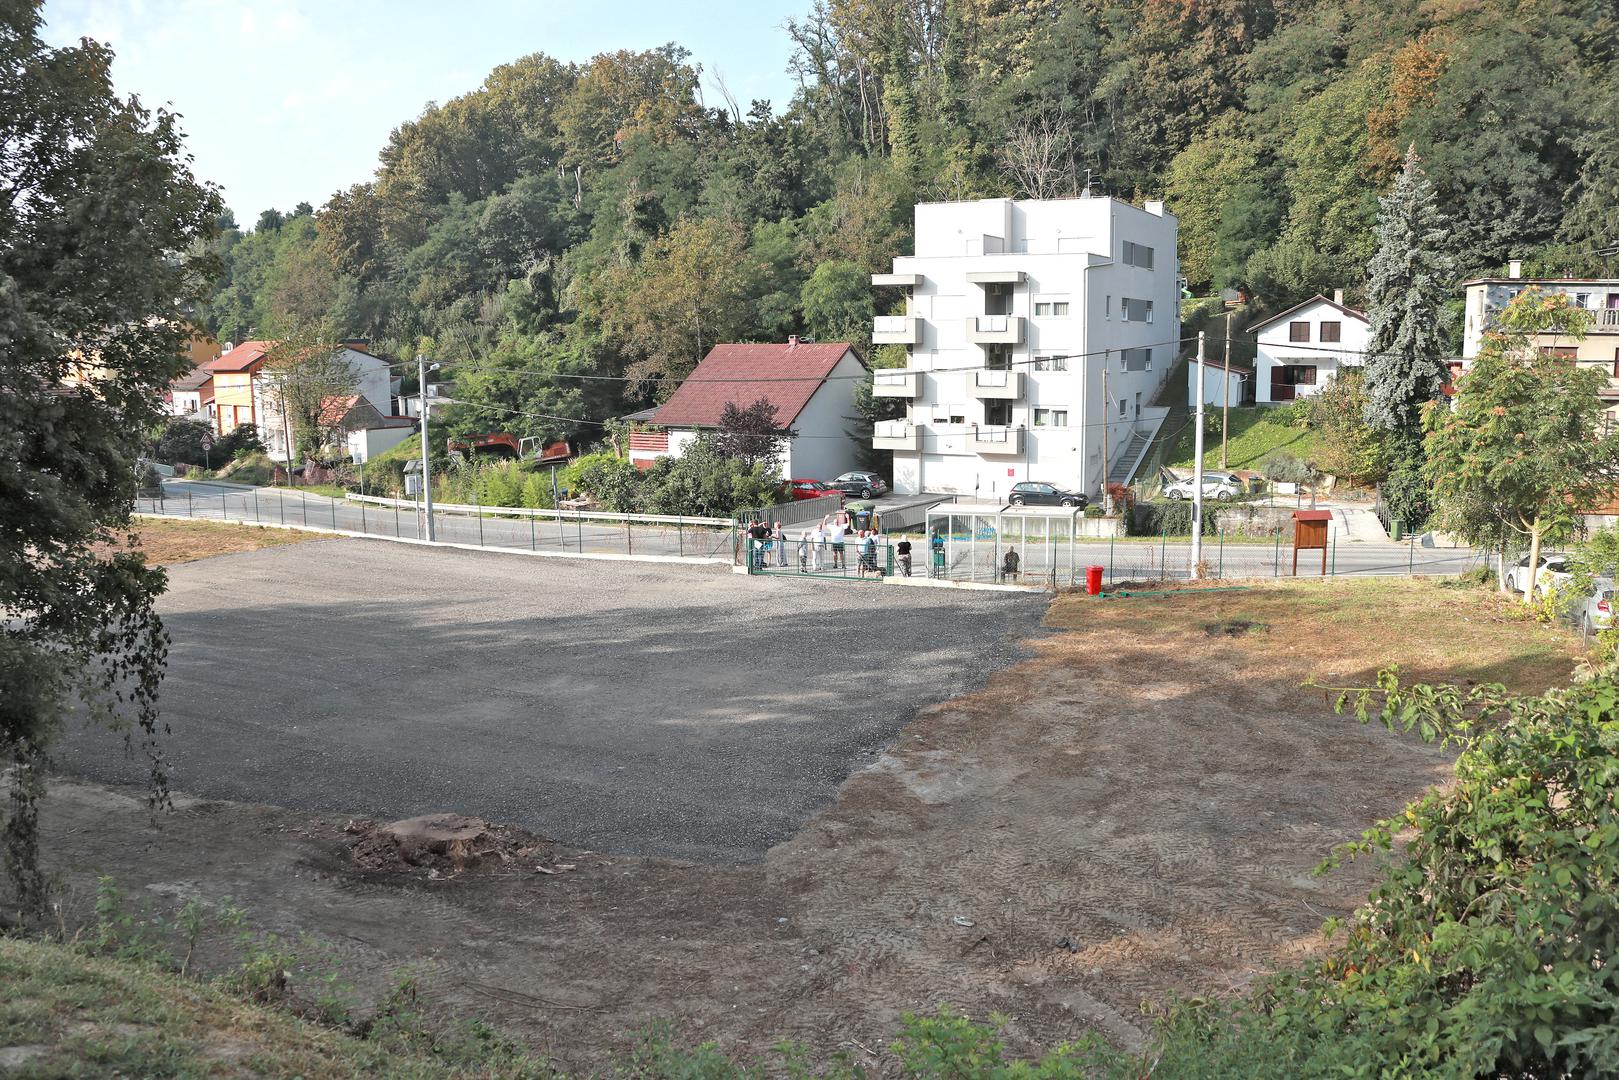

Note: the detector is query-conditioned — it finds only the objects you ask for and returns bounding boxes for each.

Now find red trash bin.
[1086,565,1104,595]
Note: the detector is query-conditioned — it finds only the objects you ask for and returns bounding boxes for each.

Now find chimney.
[787,335,799,347]
[1508,260,1522,280]
[339,337,370,353]
[1332,288,1345,306]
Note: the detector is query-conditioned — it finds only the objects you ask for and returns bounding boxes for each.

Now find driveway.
[56,540,1045,861]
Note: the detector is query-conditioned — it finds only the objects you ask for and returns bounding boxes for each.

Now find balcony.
[966,270,1025,284]
[965,315,1024,345]
[1598,309,1619,333]
[871,272,922,287]
[970,424,1024,455]
[872,315,921,345]
[872,420,919,451]
[970,369,1023,400]
[871,369,919,398]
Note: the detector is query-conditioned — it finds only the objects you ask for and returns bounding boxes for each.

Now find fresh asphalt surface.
[56,540,1047,862]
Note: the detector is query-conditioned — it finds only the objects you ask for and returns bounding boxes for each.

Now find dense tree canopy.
[190,0,1619,445]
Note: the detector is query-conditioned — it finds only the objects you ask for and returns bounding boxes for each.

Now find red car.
[786,478,843,503]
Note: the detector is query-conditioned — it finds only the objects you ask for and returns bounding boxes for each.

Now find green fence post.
[886,541,894,577]
[278,493,285,525]
[359,498,366,535]
[1409,538,1415,576]
[1108,535,1114,586]
[677,516,685,557]
[625,514,633,554]
[1273,527,1281,577]
[394,501,400,538]
[301,497,307,527]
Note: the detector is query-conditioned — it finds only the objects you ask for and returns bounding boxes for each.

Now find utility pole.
[1191,331,1207,578]
[1220,311,1233,469]
[1100,349,1111,514]
[417,353,436,542]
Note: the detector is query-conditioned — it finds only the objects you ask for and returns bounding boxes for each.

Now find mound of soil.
[345,813,566,878]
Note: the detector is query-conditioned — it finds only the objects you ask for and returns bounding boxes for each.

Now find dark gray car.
[1008,481,1088,508]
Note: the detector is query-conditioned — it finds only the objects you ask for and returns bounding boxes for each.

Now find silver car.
[1164,476,1239,502]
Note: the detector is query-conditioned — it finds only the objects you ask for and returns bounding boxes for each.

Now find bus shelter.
[924,502,1085,586]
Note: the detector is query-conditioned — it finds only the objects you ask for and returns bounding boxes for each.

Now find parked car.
[786,478,843,502]
[1163,476,1240,501]
[1007,481,1088,508]
[827,471,888,499]
[1508,553,1571,596]
[1574,577,1615,635]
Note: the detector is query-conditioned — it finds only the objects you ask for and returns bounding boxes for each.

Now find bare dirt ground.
[29,578,1578,1071]
[97,517,318,565]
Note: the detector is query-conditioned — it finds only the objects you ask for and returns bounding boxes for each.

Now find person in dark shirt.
[896,537,913,577]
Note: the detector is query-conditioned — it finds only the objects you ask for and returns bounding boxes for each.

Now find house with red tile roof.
[629,337,868,480]
[205,339,395,461]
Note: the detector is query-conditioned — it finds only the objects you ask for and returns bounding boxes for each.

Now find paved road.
[140,479,735,560]
[56,541,1046,862]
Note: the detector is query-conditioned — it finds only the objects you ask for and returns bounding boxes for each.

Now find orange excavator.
[446,433,572,464]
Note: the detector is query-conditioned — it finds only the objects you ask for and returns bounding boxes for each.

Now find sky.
[40,0,807,224]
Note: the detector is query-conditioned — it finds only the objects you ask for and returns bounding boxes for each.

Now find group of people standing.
[746,510,900,577]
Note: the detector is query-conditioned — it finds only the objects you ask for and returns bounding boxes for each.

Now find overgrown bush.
[152,417,213,467]
[216,452,274,486]
[1128,499,1221,536]
[1262,452,1312,484]
[1308,370,1389,484]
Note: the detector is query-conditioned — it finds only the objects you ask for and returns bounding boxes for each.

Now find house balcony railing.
[1269,383,1298,402]
[872,369,919,398]
[970,369,1023,400]
[969,424,1024,455]
[872,420,919,451]
[1598,309,1619,333]
[872,315,921,345]
[965,315,1024,345]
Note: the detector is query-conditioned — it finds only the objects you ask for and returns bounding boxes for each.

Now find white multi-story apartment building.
[870,196,1180,499]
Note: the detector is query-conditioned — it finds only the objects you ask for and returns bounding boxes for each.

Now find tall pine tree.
[1363,146,1455,530]
[1363,146,1456,436]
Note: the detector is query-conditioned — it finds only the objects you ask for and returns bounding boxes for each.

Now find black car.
[1007,481,1088,508]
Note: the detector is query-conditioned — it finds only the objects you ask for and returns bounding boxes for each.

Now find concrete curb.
[132,513,732,568]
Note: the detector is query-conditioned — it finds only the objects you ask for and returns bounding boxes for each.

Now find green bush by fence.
[1128,500,1221,536]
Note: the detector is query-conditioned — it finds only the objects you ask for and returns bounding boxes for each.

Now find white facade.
[872,196,1180,499]
[1252,297,1370,405]
[1188,362,1249,408]
[346,423,415,463]
[257,346,394,462]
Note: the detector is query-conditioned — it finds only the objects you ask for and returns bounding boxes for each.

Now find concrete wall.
[1188,362,1248,406]
[347,425,415,463]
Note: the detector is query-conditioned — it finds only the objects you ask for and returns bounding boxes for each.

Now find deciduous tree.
[0,4,222,904]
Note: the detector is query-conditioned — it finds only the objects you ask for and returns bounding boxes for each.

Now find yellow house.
[204,340,273,435]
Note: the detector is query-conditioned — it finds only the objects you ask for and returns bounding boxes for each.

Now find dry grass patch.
[1046,577,1578,694]
[102,519,320,566]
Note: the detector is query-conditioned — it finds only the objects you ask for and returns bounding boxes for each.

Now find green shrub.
[217,452,274,486]
[1261,452,1312,484]
[1129,499,1221,536]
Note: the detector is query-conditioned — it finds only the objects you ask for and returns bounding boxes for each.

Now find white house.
[256,341,395,462]
[167,365,214,419]
[1251,293,1370,404]
[627,339,868,480]
[869,195,1181,499]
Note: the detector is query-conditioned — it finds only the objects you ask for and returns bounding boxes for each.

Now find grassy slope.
[1162,406,1324,472]
[0,937,492,1079]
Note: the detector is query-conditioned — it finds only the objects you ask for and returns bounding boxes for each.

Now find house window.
[1033,408,1068,427]
[1105,295,1111,320]
[1574,292,1591,309]
[1033,354,1068,371]
[1118,398,1127,418]
[1122,347,1152,372]
[984,400,1012,426]
[1319,321,1341,343]
[1289,321,1310,342]
[1122,240,1155,269]
[932,404,967,426]
[1540,346,1578,361]
[1033,300,1070,316]
[1121,297,1153,322]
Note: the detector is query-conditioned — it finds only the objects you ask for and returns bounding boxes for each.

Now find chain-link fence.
[134,487,736,561]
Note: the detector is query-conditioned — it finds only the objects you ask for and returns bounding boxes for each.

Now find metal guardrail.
[344,492,730,528]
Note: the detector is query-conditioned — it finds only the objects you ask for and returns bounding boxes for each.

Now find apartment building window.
[1122,347,1152,372]
[1319,321,1341,343]
[1540,346,1578,362]
[984,400,1012,426]
[1105,295,1111,320]
[1289,321,1310,342]
[931,403,967,426]
[1034,300,1070,316]
[984,282,1013,316]
[985,344,1012,370]
[1122,240,1154,269]
[1033,354,1069,371]
[1121,297,1153,323]
[1032,408,1068,427]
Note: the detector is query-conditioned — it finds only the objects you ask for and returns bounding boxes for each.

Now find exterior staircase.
[1108,431,1152,484]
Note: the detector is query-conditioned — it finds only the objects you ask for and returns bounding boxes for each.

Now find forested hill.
[197,0,1619,446]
